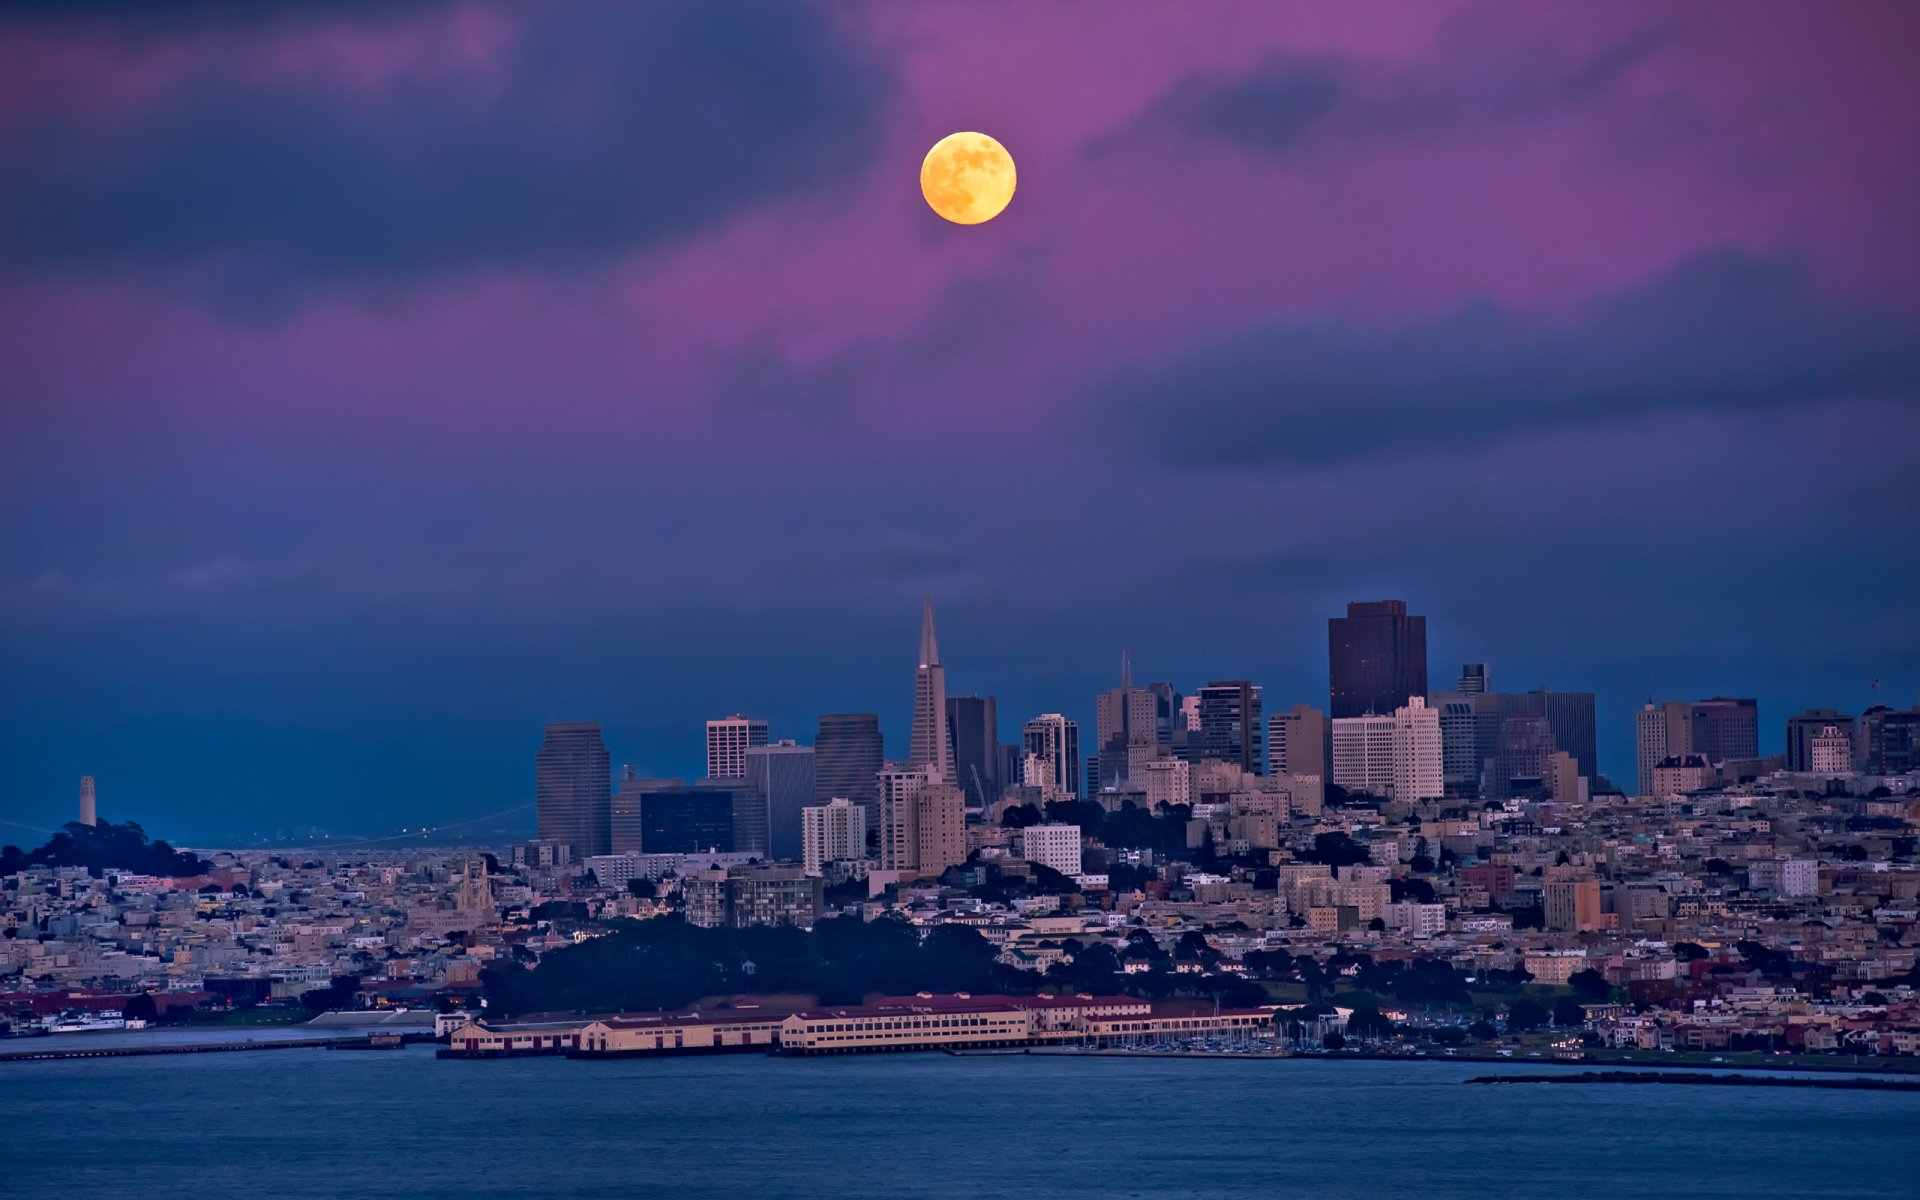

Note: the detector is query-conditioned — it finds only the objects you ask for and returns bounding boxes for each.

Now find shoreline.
[1468,1071,1920,1092]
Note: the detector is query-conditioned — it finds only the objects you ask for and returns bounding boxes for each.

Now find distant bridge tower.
[79,776,97,827]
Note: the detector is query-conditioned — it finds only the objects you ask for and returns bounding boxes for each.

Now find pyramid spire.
[919,593,941,669]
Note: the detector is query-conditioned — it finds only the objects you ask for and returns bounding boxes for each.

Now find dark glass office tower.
[745,741,816,861]
[536,721,611,858]
[946,694,999,809]
[1197,680,1263,774]
[815,713,884,811]
[1690,697,1759,764]
[1328,600,1428,719]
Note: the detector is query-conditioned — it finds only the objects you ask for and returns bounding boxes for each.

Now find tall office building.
[78,776,97,827]
[1484,712,1555,799]
[946,694,999,809]
[706,715,769,780]
[1265,703,1328,782]
[1021,713,1080,800]
[536,722,611,858]
[1860,705,1920,775]
[908,596,954,782]
[1457,663,1488,694]
[1331,713,1396,797]
[611,777,749,855]
[1786,709,1855,772]
[744,741,816,862]
[1095,661,1158,791]
[1197,680,1263,774]
[1328,600,1428,719]
[1635,700,1691,796]
[1690,697,1759,764]
[1499,689,1598,782]
[815,713,884,810]
[1640,696,1759,782]
[1392,697,1445,802]
[1148,682,1183,751]
[1436,693,1501,797]
[801,799,867,875]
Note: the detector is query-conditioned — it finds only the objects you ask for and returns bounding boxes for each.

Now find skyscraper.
[1197,680,1263,774]
[1635,700,1692,796]
[706,715,769,780]
[1689,697,1759,764]
[876,765,927,872]
[1095,660,1158,791]
[1021,713,1080,800]
[1328,600,1428,719]
[1499,689,1598,782]
[815,713,883,810]
[800,798,867,875]
[1392,696,1445,801]
[1331,713,1396,797]
[946,694,999,809]
[744,741,817,862]
[908,596,953,782]
[1457,663,1488,694]
[536,722,611,858]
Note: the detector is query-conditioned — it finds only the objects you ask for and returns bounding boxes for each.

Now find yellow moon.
[921,131,1016,225]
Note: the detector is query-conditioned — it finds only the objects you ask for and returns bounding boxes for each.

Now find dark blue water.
[7,1048,1914,1198]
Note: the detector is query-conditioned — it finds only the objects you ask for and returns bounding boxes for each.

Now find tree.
[1568,969,1611,1003]
[1322,1032,1346,1051]
[1468,1019,1498,1041]
[1673,942,1709,962]
[1507,998,1550,1032]
[123,992,158,1023]
[626,877,657,899]
[1430,1025,1468,1046]
[1366,917,1386,932]
[1552,997,1586,1027]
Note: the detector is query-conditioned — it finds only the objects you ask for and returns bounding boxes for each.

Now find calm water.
[6,1048,1915,1199]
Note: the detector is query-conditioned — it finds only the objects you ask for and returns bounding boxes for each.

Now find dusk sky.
[3,1,1916,844]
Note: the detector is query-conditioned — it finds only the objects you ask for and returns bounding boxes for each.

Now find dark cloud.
[0,2,889,297]
[1103,23,1672,159]
[1109,248,1920,467]
[0,0,442,34]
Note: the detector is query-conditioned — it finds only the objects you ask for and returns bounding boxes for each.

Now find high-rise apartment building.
[914,783,967,877]
[1142,758,1191,810]
[800,798,867,875]
[1197,680,1263,774]
[705,715,769,780]
[946,694,999,809]
[877,766,926,872]
[908,596,953,782]
[1328,600,1427,719]
[1265,703,1328,782]
[815,713,884,811]
[1392,697,1445,802]
[744,741,816,862]
[536,722,611,858]
[1021,714,1080,800]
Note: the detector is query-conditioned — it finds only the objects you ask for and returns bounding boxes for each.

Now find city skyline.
[3,2,1917,843]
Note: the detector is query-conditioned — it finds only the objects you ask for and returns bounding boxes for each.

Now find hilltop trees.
[0,821,209,878]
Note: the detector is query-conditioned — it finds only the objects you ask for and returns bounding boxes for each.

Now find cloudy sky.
[2,1,1916,843]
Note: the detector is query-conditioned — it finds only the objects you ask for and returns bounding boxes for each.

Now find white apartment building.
[801,798,867,876]
[1018,824,1083,876]
[1392,696,1445,802]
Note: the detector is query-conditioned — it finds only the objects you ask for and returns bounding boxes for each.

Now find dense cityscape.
[6,597,1916,1063]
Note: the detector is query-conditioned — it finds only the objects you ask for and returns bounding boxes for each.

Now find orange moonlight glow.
[920,131,1016,225]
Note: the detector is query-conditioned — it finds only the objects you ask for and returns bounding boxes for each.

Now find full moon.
[921,131,1016,225]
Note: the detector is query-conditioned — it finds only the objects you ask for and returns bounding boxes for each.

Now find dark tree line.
[0,820,209,878]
